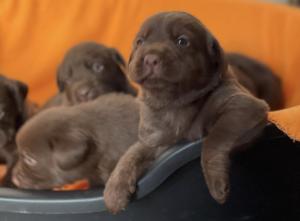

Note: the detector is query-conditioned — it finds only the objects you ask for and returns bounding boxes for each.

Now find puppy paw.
[205,171,229,204]
[103,173,136,214]
[201,154,230,204]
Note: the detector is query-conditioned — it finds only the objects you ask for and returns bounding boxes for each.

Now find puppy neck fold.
[139,71,223,110]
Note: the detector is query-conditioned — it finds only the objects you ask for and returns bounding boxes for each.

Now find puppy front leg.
[201,97,268,204]
[104,141,166,214]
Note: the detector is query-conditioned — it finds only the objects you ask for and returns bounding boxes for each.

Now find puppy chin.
[68,87,102,105]
[129,60,171,90]
[132,71,171,90]
[129,67,157,88]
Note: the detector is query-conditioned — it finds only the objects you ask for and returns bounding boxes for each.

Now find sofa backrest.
[1,0,300,106]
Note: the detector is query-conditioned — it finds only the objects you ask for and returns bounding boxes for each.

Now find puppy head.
[128,12,226,96]
[12,109,97,189]
[57,42,135,105]
[0,74,28,149]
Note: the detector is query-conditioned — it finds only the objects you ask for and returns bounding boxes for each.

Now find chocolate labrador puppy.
[43,42,136,108]
[12,93,139,189]
[103,12,269,213]
[227,53,283,110]
[0,74,29,186]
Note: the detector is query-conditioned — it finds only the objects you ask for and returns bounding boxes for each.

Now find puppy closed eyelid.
[23,153,37,166]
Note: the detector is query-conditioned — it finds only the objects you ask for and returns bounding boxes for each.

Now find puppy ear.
[16,81,28,99]
[109,48,138,95]
[56,64,66,92]
[53,131,95,170]
[8,80,28,114]
[110,48,126,67]
[206,34,226,76]
[128,53,133,65]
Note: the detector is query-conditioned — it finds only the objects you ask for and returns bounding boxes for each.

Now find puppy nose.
[76,87,90,101]
[144,54,160,67]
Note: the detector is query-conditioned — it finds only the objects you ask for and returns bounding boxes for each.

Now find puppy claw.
[201,155,230,204]
[209,178,229,204]
[129,184,136,194]
[204,170,230,204]
[104,178,135,214]
[104,189,129,214]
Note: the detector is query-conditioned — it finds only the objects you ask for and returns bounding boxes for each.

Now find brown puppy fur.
[103,12,269,213]
[43,42,136,108]
[12,94,139,189]
[0,74,29,186]
[227,53,284,110]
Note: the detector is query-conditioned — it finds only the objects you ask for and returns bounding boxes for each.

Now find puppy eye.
[176,35,190,47]
[92,62,104,73]
[135,37,144,47]
[23,154,37,167]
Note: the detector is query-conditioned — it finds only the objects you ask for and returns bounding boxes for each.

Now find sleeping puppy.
[103,12,269,213]
[227,53,283,110]
[12,94,139,189]
[0,74,29,186]
[43,42,136,108]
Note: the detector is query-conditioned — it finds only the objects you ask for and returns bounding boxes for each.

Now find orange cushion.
[1,0,300,106]
[1,0,300,140]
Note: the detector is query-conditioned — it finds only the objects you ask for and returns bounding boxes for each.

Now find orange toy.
[54,179,90,191]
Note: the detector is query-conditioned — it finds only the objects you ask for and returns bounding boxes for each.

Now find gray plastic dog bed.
[0,124,299,221]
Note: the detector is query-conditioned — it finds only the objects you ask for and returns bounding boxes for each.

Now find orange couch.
[0,0,300,139]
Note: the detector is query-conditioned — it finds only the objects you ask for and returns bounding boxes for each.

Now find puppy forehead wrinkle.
[67,128,89,141]
[144,11,209,41]
[72,51,106,64]
[69,42,106,53]
[160,11,201,25]
[66,42,109,62]
[138,21,154,38]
